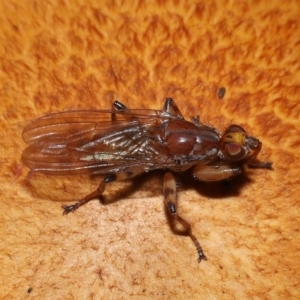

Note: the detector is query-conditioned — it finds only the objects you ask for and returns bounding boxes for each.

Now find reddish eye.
[221,124,249,161]
[227,143,242,155]
[225,143,246,160]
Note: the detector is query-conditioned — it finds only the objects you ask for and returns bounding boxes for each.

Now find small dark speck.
[27,287,33,293]
[218,87,226,99]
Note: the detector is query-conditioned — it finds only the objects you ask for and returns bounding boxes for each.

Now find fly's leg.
[193,164,242,181]
[111,100,141,122]
[163,98,184,119]
[246,143,273,169]
[113,100,127,111]
[62,181,105,214]
[248,160,273,169]
[193,161,272,182]
[164,97,202,126]
[111,100,127,121]
[163,172,207,262]
[62,170,143,215]
[112,98,186,121]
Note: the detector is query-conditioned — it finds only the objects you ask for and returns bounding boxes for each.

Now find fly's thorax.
[160,119,219,159]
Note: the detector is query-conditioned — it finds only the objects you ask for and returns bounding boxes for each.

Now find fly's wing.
[22,109,174,175]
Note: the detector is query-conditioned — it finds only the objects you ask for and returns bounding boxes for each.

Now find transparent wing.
[22,109,175,175]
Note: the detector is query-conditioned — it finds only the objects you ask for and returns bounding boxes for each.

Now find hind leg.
[62,169,143,214]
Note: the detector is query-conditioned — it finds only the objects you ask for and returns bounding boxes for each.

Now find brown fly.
[22,98,272,262]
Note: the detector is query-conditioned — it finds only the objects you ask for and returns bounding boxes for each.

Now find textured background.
[1,0,299,299]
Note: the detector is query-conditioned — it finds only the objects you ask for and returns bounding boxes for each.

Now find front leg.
[163,172,207,262]
[193,164,241,181]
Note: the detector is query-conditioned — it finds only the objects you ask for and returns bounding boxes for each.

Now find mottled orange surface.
[1,1,299,299]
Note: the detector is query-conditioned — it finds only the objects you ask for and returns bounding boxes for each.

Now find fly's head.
[220,124,262,163]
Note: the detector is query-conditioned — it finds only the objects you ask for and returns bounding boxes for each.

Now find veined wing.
[22,109,175,175]
[22,109,172,143]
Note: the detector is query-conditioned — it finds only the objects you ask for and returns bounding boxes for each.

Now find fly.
[22,98,273,262]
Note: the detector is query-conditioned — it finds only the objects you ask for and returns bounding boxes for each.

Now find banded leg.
[163,172,207,262]
[62,169,143,215]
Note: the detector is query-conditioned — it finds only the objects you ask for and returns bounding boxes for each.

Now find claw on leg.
[62,203,81,215]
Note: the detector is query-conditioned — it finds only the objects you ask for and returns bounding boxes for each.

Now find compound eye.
[221,124,248,161]
[225,143,246,160]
